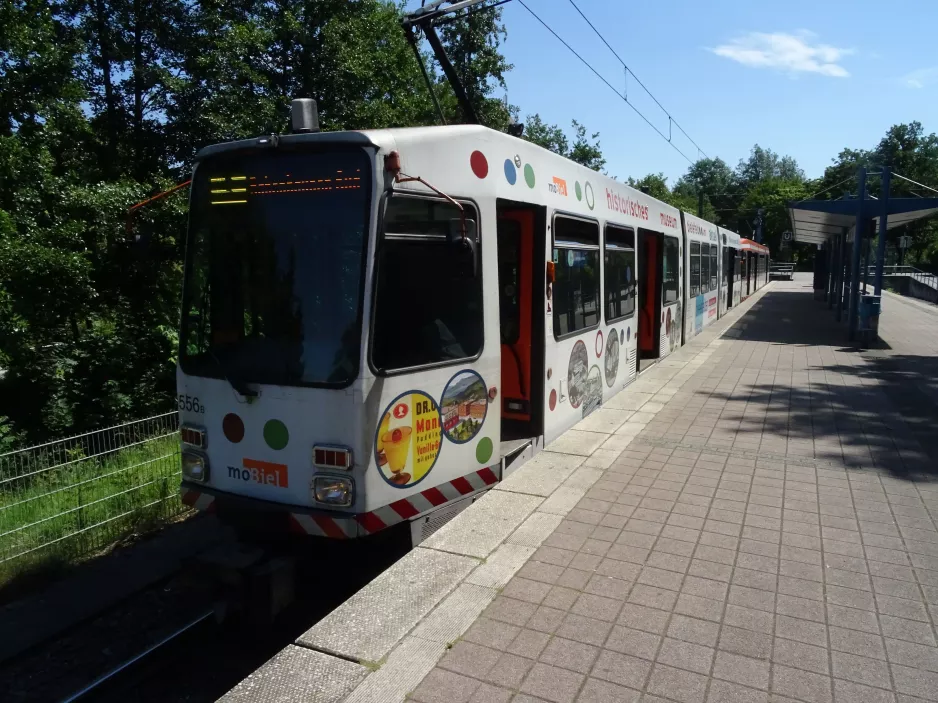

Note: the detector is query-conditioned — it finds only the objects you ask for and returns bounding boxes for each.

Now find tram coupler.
[186,543,296,626]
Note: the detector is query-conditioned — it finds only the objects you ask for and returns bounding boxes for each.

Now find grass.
[0,433,187,589]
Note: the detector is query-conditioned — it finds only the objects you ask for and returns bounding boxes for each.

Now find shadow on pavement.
[708,282,938,481]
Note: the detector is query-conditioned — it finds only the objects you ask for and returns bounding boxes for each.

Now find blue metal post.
[847,167,867,340]
[874,169,891,295]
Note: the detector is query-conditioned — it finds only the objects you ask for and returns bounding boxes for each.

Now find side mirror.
[449,218,479,278]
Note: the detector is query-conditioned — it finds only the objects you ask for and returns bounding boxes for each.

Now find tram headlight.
[182,451,209,482]
[313,476,353,507]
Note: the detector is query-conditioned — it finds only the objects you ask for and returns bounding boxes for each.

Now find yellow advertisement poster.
[376,391,441,487]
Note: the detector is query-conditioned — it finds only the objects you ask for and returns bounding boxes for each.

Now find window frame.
[661,234,680,305]
[709,244,718,292]
[368,191,485,377]
[603,222,637,325]
[552,211,602,341]
[689,241,701,297]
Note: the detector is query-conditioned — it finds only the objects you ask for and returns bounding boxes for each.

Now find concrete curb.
[219,285,776,702]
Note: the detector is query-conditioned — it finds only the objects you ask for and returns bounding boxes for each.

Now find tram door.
[725,247,735,309]
[637,229,663,364]
[497,203,545,441]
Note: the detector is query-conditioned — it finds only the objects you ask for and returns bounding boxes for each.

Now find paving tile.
[439,641,502,679]
[772,636,830,675]
[646,663,709,703]
[520,662,585,703]
[667,613,720,648]
[832,679,895,703]
[484,653,534,690]
[590,649,652,689]
[713,650,770,690]
[468,682,514,703]
[655,637,715,674]
[832,650,892,689]
[775,612,828,647]
[719,625,773,660]
[484,596,537,627]
[828,625,886,660]
[771,664,833,703]
[674,593,723,622]
[604,624,661,659]
[553,613,613,649]
[412,668,480,703]
[571,593,622,622]
[539,637,599,674]
[884,638,938,673]
[628,584,678,611]
[575,677,641,703]
[507,628,551,659]
[827,604,880,635]
[879,615,937,646]
[891,663,938,699]
[724,603,775,634]
[707,679,769,702]
[617,603,670,634]
[463,617,521,651]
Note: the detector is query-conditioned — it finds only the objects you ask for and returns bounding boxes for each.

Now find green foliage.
[523,114,605,171]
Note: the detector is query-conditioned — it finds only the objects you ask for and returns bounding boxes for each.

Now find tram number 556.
[177,394,205,413]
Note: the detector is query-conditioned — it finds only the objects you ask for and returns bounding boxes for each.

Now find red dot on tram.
[223,413,245,443]
[549,389,557,411]
[470,150,488,179]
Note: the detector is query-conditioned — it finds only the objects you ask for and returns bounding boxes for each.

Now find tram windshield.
[180,147,372,387]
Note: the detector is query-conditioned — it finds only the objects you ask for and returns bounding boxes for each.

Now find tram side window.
[662,236,679,304]
[709,245,718,292]
[700,244,710,294]
[553,215,600,338]
[372,195,483,371]
[690,242,701,297]
[604,224,636,323]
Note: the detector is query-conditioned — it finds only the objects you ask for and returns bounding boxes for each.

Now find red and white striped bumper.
[289,466,499,539]
[180,466,499,539]
[181,486,216,512]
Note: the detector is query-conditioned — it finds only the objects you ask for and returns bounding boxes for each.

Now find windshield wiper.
[205,348,258,399]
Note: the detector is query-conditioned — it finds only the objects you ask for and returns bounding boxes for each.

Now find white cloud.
[710,31,852,78]
[902,66,938,89]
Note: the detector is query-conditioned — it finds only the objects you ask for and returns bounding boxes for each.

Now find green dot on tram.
[263,419,289,450]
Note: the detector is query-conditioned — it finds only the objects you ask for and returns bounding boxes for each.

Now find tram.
[176,102,767,545]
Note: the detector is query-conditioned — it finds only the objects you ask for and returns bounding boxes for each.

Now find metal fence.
[0,412,183,581]
[864,264,938,291]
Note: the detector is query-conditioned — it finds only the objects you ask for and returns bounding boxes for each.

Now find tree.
[736,144,804,189]
[522,114,605,171]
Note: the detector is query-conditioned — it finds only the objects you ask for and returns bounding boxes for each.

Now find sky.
[411,0,938,185]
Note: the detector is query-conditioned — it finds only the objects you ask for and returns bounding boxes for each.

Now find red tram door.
[637,229,663,361]
[498,211,534,425]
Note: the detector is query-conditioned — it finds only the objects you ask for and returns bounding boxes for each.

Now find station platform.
[225,275,938,703]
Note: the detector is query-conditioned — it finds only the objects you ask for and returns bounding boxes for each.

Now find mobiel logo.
[228,458,288,487]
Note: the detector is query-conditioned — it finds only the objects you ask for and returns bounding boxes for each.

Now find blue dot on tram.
[504,159,517,185]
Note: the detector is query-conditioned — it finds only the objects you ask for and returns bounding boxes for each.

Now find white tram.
[176,112,766,544]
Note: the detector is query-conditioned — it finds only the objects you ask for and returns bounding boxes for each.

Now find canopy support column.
[847,168,867,341]
[874,169,891,295]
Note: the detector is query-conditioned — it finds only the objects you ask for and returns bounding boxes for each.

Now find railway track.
[11,524,412,703]
[59,609,217,703]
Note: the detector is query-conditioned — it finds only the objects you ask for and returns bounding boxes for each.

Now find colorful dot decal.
[476,436,494,464]
[263,419,289,450]
[524,164,536,188]
[470,150,488,179]
[222,413,244,443]
[585,182,595,210]
[575,182,582,201]
[549,389,557,411]
[504,159,517,185]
